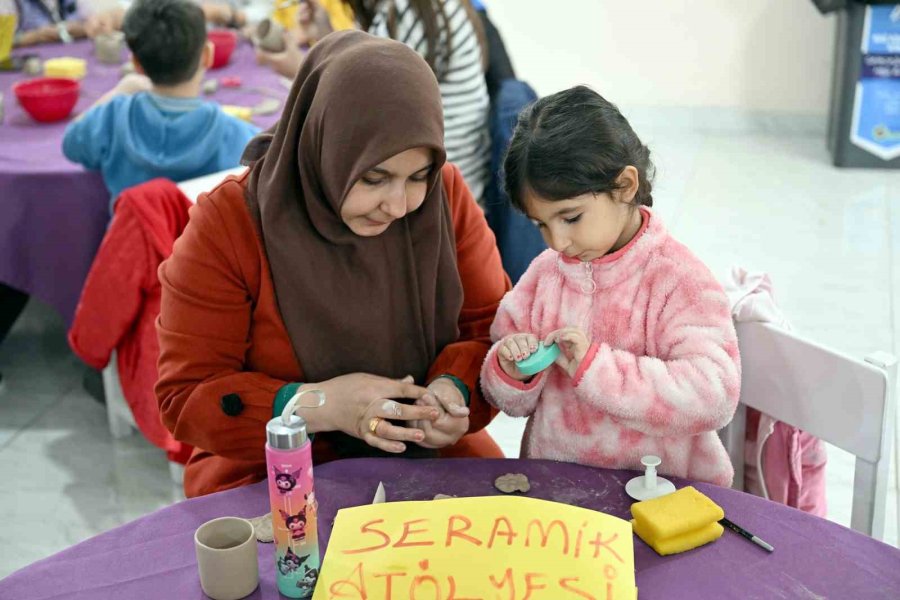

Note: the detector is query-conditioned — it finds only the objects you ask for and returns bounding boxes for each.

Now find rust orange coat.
[156,163,510,497]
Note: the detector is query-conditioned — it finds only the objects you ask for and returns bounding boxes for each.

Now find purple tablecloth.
[2,458,898,599]
[0,39,284,326]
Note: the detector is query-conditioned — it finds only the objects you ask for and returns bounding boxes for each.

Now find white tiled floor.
[0,130,897,579]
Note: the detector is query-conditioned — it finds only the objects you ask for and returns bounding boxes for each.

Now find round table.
[1,458,898,599]
[0,38,284,326]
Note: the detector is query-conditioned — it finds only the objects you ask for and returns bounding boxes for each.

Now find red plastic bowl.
[208,30,238,69]
[12,77,80,123]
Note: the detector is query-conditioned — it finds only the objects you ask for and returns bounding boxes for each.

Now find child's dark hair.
[503,85,655,212]
[123,0,207,86]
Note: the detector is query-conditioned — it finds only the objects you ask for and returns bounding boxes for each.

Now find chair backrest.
[721,321,897,539]
[483,78,545,283]
[176,167,246,204]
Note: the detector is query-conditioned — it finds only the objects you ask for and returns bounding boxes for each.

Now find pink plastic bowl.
[13,77,80,123]
[208,30,238,69]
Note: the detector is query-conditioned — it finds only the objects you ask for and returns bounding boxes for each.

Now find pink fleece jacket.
[481,207,741,486]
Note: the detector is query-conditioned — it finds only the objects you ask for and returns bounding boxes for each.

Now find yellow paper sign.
[314,496,637,600]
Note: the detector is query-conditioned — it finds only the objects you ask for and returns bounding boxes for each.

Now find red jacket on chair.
[69,179,193,462]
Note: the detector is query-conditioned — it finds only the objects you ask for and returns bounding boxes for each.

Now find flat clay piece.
[248,513,273,543]
[253,97,281,115]
[24,57,43,76]
[515,343,560,376]
[433,494,456,500]
[494,473,530,494]
[202,79,218,95]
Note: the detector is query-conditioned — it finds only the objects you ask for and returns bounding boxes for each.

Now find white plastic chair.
[720,321,897,540]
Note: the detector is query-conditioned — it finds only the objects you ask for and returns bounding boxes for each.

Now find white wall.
[484,0,837,116]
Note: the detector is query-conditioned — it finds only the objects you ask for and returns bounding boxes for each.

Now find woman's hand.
[413,377,470,449]
[545,327,591,378]
[255,32,305,78]
[311,373,440,454]
[497,333,539,381]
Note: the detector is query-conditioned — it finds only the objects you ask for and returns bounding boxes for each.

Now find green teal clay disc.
[515,342,560,376]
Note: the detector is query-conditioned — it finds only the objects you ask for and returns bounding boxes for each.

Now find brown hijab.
[243,31,463,422]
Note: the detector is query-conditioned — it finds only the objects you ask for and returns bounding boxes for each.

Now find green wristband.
[434,374,470,407]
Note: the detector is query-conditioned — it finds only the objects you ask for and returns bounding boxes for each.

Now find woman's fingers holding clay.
[379,399,439,422]
[363,432,406,454]
[373,418,425,443]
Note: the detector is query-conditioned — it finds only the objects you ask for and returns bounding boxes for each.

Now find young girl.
[480,86,741,487]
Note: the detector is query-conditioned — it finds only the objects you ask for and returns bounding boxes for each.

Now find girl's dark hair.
[503,85,655,212]
[348,0,488,81]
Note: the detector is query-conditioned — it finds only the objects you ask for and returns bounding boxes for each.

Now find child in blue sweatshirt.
[62,0,260,208]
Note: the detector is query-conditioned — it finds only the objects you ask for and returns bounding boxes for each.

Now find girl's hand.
[545,327,591,378]
[312,373,439,454]
[497,333,539,381]
[412,378,470,448]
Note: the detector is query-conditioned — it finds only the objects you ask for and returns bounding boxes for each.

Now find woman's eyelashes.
[361,172,430,186]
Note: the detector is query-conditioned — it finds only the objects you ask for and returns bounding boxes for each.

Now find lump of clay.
[202,79,218,95]
[253,97,281,116]
[24,57,43,76]
[247,513,273,543]
[494,473,530,494]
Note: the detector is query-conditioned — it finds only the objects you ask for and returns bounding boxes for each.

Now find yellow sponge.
[631,485,724,540]
[221,104,253,122]
[632,518,723,555]
[44,57,87,79]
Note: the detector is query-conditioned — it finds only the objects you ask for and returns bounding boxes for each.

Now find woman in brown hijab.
[155,30,510,497]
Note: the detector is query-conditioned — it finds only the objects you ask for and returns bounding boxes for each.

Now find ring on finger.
[369,416,382,435]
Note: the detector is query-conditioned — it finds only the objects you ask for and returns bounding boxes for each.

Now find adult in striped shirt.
[259,0,492,202]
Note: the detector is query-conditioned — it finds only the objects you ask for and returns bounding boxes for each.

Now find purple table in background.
[2,458,898,599]
[0,39,284,326]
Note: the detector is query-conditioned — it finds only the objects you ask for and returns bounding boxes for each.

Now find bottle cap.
[267,388,325,450]
[266,414,308,449]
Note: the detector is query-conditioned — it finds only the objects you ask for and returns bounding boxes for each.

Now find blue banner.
[851,5,900,160]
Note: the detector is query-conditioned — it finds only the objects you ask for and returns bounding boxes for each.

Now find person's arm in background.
[61,74,149,170]
[14,1,127,47]
[14,19,86,46]
[255,0,341,78]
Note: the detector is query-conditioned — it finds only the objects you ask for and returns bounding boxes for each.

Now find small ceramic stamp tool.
[625,455,677,501]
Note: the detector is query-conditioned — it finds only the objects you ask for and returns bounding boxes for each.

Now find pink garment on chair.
[724,267,827,517]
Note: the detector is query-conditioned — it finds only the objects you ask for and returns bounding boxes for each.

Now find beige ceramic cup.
[194,517,259,600]
[255,18,286,53]
[94,31,125,64]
